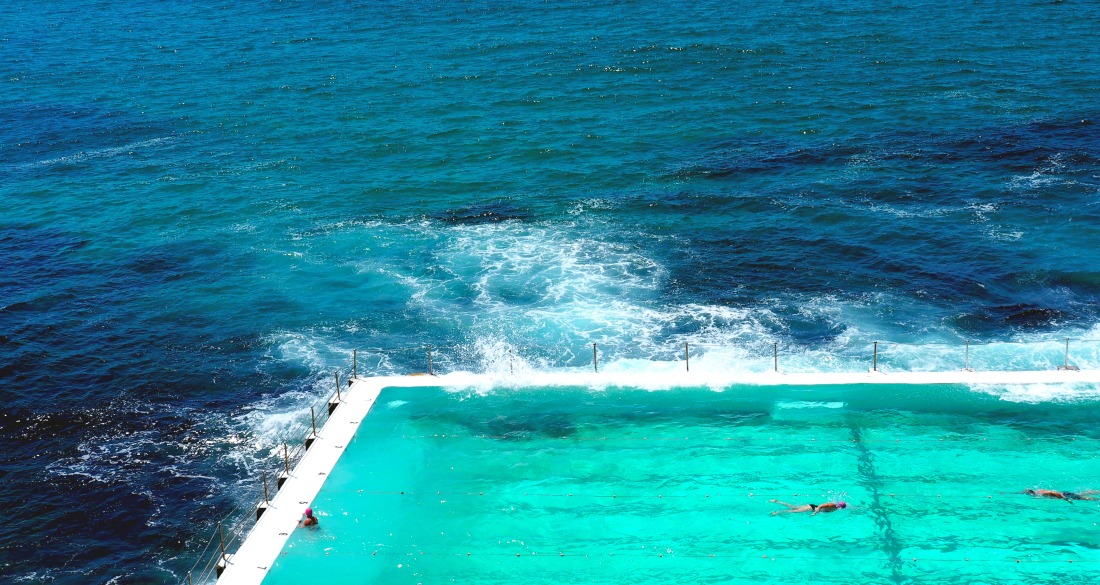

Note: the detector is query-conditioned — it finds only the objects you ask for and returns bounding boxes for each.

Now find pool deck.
[214,367,1100,584]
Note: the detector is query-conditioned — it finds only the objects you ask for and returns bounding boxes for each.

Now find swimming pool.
[261,383,1099,584]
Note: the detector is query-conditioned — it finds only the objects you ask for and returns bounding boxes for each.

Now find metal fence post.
[353,349,357,379]
[774,342,778,372]
[685,342,689,372]
[306,406,317,449]
[218,522,227,565]
[428,345,434,376]
[1058,338,1080,371]
[593,343,598,373]
[279,442,290,488]
[258,471,269,519]
[873,341,878,372]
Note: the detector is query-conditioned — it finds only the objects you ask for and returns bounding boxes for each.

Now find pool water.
[263,385,1100,584]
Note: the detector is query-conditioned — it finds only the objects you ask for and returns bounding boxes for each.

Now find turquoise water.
[265,386,1100,584]
[4,0,1100,581]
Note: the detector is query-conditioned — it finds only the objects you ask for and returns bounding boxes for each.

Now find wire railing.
[182,337,1098,583]
[354,337,1098,376]
[181,371,350,585]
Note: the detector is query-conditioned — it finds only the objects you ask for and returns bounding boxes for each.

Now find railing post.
[509,348,514,375]
[428,345,434,376]
[774,342,778,372]
[873,341,878,372]
[217,521,227,574]
[353,349,357,379]
[965,339,971,371]
[685,342,689,372]
[279,442,290,488]
[1058,338,1079,371]
[258,471,269,519]
[593,343,598,373]
[330,371,341,415]
[306,406,317,449]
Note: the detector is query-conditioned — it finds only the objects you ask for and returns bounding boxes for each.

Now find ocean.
[1,0,1099,582]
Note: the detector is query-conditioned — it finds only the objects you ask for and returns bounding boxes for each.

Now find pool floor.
[262,385,1100,584]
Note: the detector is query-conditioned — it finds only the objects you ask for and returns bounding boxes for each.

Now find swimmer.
[298,507,319,527]
[770,499,847,515]
[1024,489,1098,503]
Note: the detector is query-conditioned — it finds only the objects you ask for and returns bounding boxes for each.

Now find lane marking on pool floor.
[848,419,906,584]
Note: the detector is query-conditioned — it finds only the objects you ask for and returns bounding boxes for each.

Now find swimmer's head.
[837,501,847,509]
[305,507,313,517]
[1025,489,1036,496]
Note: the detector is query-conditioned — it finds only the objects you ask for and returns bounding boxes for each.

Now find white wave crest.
[21,136,178,168]
[968,382,1100,404]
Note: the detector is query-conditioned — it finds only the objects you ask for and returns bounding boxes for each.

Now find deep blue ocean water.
[2,0,1100,582]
